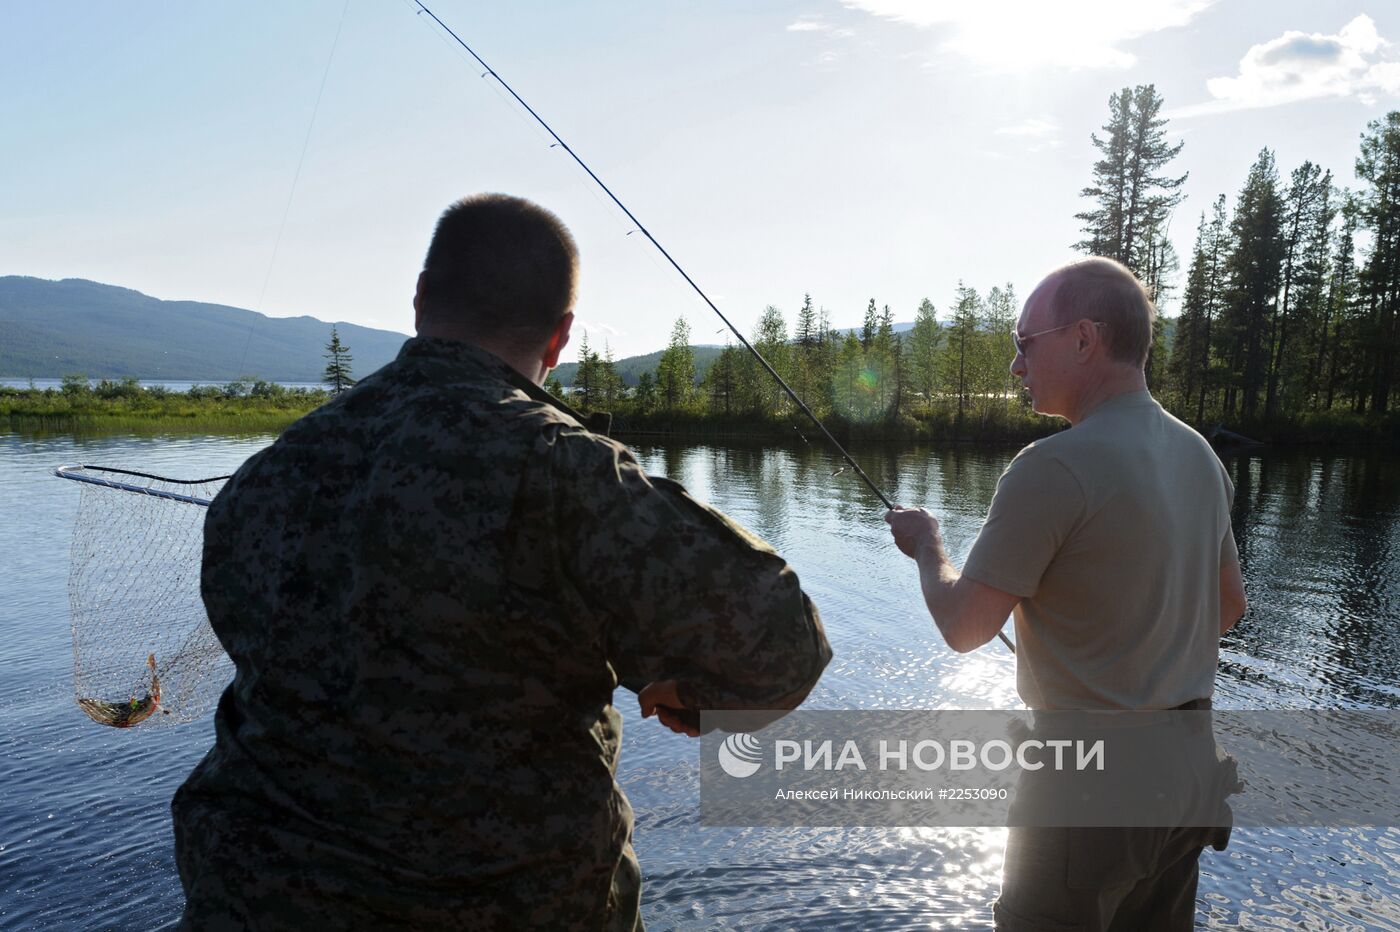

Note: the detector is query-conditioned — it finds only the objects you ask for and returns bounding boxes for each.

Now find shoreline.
[4,386,1396,447]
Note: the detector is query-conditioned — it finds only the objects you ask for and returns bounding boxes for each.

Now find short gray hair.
[1046,257,1154,368]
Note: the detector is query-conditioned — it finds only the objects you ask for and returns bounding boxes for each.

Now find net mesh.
[61,465,234,728]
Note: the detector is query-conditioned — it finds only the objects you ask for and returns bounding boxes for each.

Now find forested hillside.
[0,277,407,381]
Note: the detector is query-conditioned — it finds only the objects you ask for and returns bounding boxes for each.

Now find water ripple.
[2,435,1398,928]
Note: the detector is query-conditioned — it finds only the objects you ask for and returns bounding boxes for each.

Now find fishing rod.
[412,2,889,506]
[410,2,1015,657]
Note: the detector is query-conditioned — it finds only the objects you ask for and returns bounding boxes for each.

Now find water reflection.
[638,437,1400,712]
[627,438,1400,930]
[2,432,1397,929]
[1222,451,1400,708]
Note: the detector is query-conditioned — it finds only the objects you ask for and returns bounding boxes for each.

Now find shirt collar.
[395,335,609,435]
[396,335,523,382]
[1079,389,1158,424]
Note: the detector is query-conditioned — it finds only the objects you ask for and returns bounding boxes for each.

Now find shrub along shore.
[3,377,1396,446]
[0,377,329,435]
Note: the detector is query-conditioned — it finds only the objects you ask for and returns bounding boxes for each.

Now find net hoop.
[54,464,231,506]
[56,463,234,728]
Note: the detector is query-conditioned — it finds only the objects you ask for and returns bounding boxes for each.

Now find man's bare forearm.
[886,505,1018,653]
[914,538,972,651]
[1219,561,1247,635]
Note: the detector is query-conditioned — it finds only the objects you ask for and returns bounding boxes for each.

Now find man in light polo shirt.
[885,257,1248,931]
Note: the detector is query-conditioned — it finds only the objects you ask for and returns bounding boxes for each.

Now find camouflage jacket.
[172,336,831,930]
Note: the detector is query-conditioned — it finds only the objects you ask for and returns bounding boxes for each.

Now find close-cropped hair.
[1047,257,1155,368]
[419,193,579,340]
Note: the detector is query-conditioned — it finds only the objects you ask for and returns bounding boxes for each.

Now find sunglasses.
[1013,320,1107,356]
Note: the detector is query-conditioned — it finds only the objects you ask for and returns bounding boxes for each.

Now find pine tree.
[811,307,839,415]
[1171,209,1217,420]
[655,316,696,412]
[942,284,981,426]
[634,370,657,414]
[573,331,598,411]
[1075,85,1187,300]
[835,331,864,420]
[890,331,907,420]
[983,285,1018,421]
[873,304,896,414]
[792,293,819,406]
[909,298,941,411]
[1316,199,1360,410]
[323,326,356,395]
[704,344,739,417]
[1143,238,1176,392]
[1295,177,1337,407]
[751,305,791,415]
[861,299,878,349]
[599,342,624,410]
[1220,149,1284,419]
[1185,196,1231,422]
[1355,111,1400,415]
[1139,219,1180,315]
[877,305,895,343]
[1077,90,1132,258]
[795,294,818,347]
[1266,163,1333,419]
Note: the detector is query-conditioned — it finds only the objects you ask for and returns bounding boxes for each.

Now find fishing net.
[56,465,234,728]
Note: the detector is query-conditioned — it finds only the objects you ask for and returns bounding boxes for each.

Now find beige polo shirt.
[962,391,1238,710]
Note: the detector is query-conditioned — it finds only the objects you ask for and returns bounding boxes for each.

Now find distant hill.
[0,276,409,381]
[838,322,915,338]
[554,345,726,387]
[0,276,944,386]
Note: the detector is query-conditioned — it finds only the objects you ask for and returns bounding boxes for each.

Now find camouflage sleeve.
[549,429,832,711]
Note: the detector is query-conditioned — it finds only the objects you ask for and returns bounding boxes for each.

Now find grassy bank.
[5,379,1396,447]
[1,379,325,435]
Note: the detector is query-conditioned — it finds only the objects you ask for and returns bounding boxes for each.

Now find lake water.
[1,429,1397,930]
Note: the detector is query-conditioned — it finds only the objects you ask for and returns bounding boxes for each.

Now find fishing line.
[409,1,890,507]
[403,0,695,359]
[236,0,352,377]
[406,2,1015,655]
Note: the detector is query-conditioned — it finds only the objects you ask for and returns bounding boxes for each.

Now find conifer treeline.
[560,96,1400,440]
[1171,114,1400,423]
[559,287,1030,436]
[1072,87,1400,425]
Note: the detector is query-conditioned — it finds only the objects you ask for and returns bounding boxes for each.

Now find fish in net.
[56,464,234,728]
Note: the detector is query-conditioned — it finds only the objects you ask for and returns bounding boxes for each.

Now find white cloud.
[1174,15,1400,117]
[838,0,1215,70]
[1370,61,1400,94]
[995,117,1058,138]
[573,318,625,340]
[786,17,854,38]
[993,117,1062,152]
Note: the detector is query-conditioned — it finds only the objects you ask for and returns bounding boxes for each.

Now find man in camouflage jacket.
[172,194,832,930]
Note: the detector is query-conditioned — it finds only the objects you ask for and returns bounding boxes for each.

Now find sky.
[3,1,1399,364]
